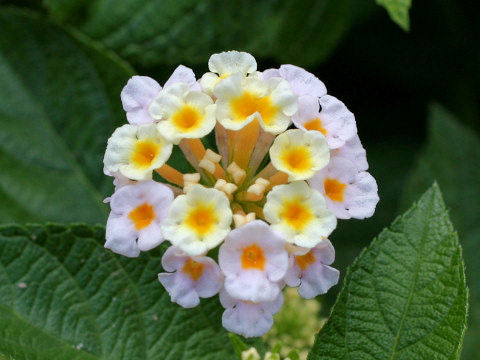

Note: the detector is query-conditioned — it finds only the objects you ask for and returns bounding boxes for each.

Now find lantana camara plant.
[102,50,379,338]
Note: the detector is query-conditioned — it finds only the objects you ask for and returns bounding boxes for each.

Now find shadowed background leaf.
[0,8,133,224]
[42,0,354,68]
[401,105,480,359]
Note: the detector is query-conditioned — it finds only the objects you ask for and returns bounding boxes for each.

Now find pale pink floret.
[309,157,379,219]
[158,246,223,308]
[105,181,174,257]
[121,65,199,124]
[218,220,288,302]
[292,95,357,149]
[332,134,369,171]
[284,240,339,299]
[263,64,327,98]
[220,289,283,338]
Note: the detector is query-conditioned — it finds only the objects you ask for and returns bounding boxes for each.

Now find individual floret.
[158,246,223,308]
[148,83,217,144]
[105,181,174,257]
[103,123,173,181]
[219,220,288,302]
[263,64,327,98]
[309,157,379,219]
[264,181,337,248]
[269,129,330,180]
[214,73,297,134]
[162,185,233,256]
[292,95,357,149]
[121,65,199,124]
[220,289,284,338]
[200,51,257,95]
[284,240,339,299]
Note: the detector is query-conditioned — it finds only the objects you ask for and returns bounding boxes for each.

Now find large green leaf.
[308,184,468,359]
[42,0,353,67]
[376,0,412,31]
[0,8,134,224]
[0,223,248,360]
[402,105,479,359]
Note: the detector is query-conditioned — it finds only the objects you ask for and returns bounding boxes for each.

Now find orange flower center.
[172,105,203,131]
[241,244,266,270]
[182,258,205,281]
[131,140,159,168]
[281,198,313,231]
[304,118,327,135]
[185,204,216,235]
[281,146,312,173]
[231,92,278,125]
[296,251,316,270]
[128,203,155,230]
[324,178,347,202]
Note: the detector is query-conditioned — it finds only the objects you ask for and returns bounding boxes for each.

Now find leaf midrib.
[387,195,433,360]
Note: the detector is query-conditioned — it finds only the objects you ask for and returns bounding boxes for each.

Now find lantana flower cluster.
[103,51,379,338]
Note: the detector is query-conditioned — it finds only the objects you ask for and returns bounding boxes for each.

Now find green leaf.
[308,184,468,359]
[229,333,250,359]
[0,223,246,360]
[42,0,353,67]
[0,8,134,224]
[402,104,480,359]
[376,0,411,31]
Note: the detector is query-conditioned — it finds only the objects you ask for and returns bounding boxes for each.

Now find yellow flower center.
[185,203,217,235]
[182,258,205,281]
[324,178,347,201]
[131,140,160,168]
[281,198,313,231]
[241,244,266,270]
[304,118,327,135]
[231,91,278,125]
[172,105,203,131]
[296,251,316,271]
[128,203,156,230]
[281,146,312,174]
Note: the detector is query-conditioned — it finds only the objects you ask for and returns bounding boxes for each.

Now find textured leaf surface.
[0,223,243,360]
[0,9,133,224]
[402,105,479,359]
[43,0,353,67]
[308,184,467,359]
[376,0,411,30]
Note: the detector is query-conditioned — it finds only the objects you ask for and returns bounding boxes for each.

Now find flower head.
[102,50,377,338]
[105,181,174,257]
[284,240,339,299]
[219,220,288,302]
[264,181,336,248]
[103,123,172,181]
[162,184,232,256]
[158,246,223,308]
